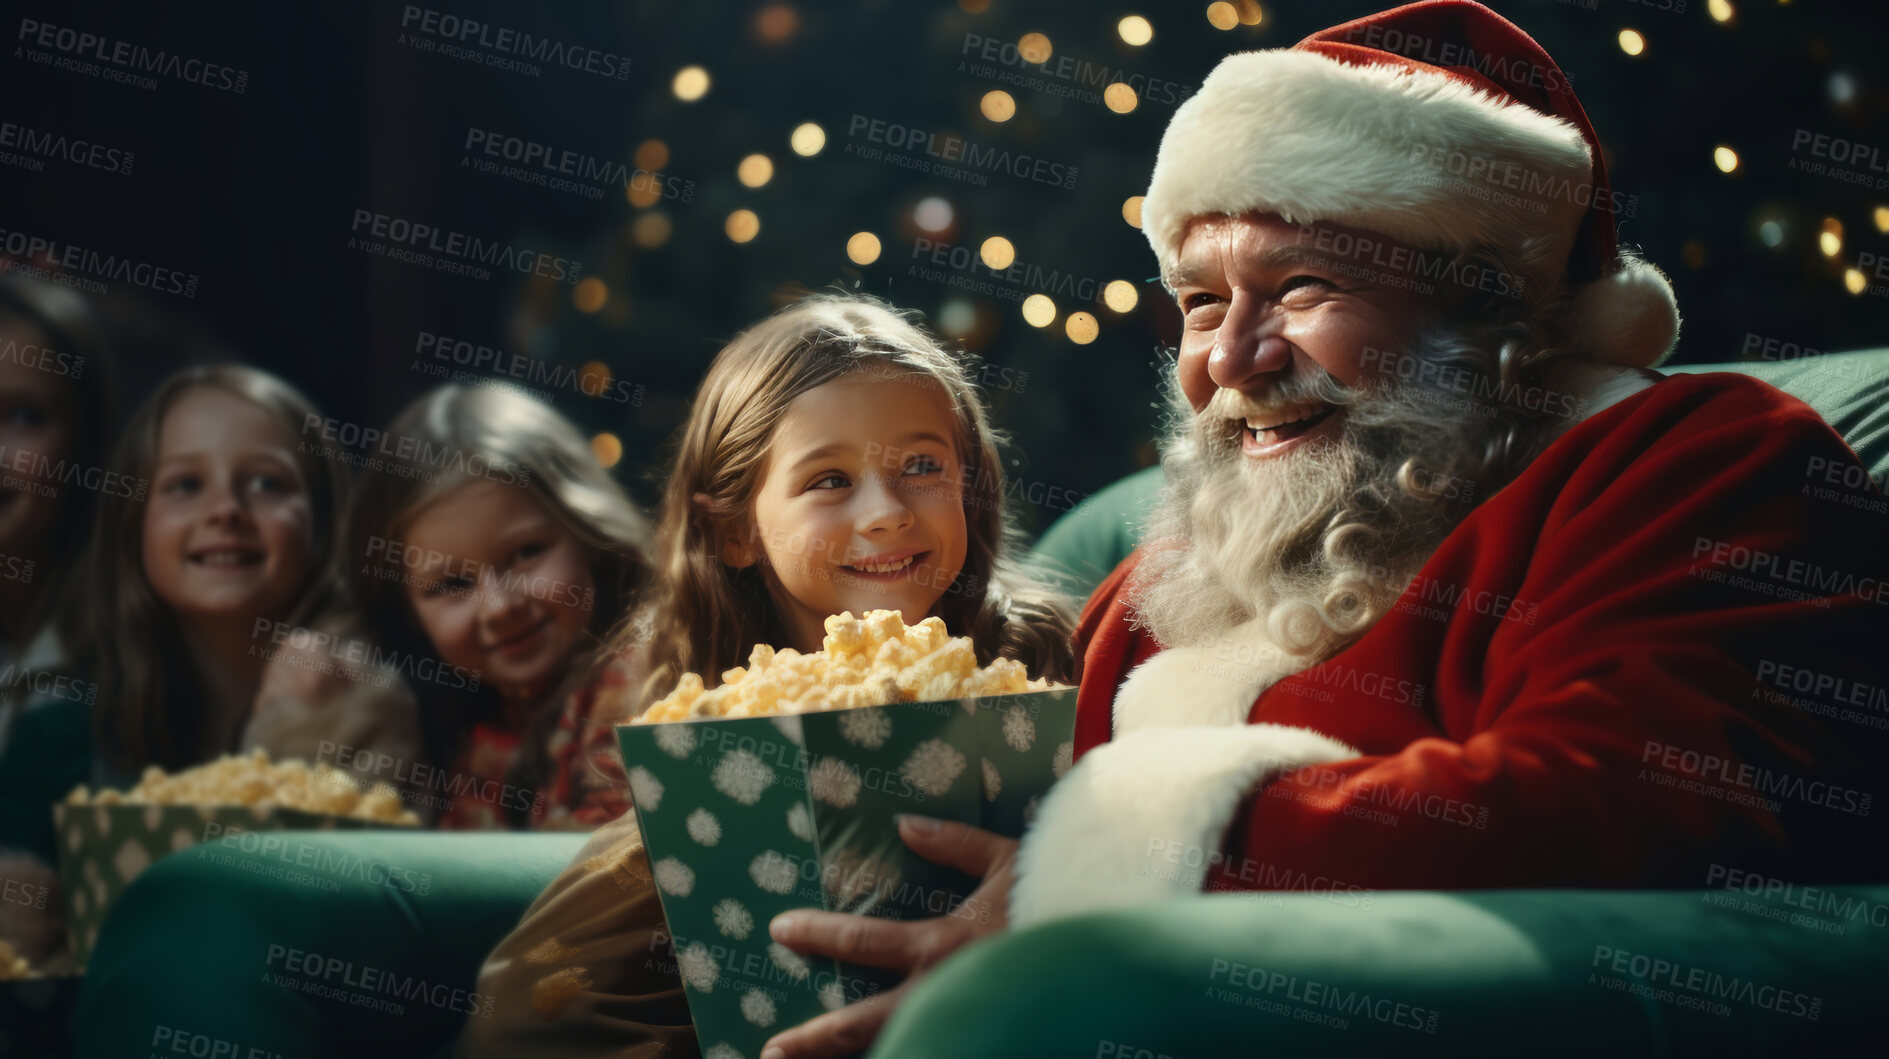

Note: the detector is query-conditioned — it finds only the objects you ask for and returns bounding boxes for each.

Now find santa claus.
[762,3,1889,1054]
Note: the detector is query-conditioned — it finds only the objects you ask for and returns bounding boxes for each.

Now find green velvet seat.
[71,832,586,1059]
[69,351,1889,1058]
[871,887,1888,1056]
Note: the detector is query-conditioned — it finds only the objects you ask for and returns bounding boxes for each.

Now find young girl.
[459,292,1075,1057]
[0,364,414,967]
[345,382,653,830]
[0,275,117,754]
[0,276,115,970]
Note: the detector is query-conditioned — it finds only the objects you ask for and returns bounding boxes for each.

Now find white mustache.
[1201,373,1356,423]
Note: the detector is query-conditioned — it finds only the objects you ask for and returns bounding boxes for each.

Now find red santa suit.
[1008,372,1889,924]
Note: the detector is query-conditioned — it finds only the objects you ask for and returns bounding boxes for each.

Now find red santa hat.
[1140,0,1680,368]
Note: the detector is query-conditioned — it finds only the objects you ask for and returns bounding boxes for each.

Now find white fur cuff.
[1008,725,1357,927]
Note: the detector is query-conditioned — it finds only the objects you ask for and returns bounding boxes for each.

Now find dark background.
[2,0,1885,532]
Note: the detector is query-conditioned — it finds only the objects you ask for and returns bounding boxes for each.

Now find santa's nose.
[1209,294,1294,391]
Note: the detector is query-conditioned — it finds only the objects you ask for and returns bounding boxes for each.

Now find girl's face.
[0,322,79,558]
[143,387,314,627]
[398,479,597,700]
[744,373,970,652]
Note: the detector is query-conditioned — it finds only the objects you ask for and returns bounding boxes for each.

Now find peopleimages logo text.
[399,6,630,79]
[348,209,582,284]
[16,19,248,93]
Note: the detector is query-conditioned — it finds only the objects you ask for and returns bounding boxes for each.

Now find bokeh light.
[790,123,826,156]
[725,209,760,243]
[754,3,798,43]
[1118,16,1153,46]
[633,212,672,248]
[672,66,711,101]
[1022,294,1056,327]
[1066,311,1099,344]
[980,90,1017,123]
[980,237,1016,270]
[914,197,954,232]
[1103,280,1139,313]
[847,232,882,265]
[579,361,612,396]
[573,277,608,313]
[737,153,774,188]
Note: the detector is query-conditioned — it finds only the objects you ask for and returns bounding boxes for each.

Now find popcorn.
[636,610,1055,723]
[63,749,419,824]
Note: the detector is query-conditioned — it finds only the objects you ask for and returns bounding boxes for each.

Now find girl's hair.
[0,275,117,651]
[346,383,653,817]
[86,365,346,775]
[625,291,1075,711]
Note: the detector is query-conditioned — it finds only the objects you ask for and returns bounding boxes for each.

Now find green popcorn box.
[52,803,410,966]
[617,686,1077,1059]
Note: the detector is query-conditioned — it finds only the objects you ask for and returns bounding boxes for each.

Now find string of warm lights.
[574,0,1881,466]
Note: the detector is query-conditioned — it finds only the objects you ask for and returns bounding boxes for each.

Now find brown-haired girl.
[0,364,416,968]
[460,291,1075,1057]
[346,383,652,830]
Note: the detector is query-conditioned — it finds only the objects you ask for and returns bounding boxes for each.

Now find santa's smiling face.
[1170,212,1427,458]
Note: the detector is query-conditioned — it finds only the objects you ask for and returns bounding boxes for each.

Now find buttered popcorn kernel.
[636,610,1054,723]
[63,748,419,824]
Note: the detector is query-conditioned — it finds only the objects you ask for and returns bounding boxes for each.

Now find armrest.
[872,887,1889,1057]
[72,830,587,1059]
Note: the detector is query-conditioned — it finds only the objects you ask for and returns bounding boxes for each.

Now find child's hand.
[760,816,1015,1059]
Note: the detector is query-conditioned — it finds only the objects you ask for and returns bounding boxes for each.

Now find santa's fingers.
[770,908,952,972]
[760,979,909,1059]
[895,813,1018,877]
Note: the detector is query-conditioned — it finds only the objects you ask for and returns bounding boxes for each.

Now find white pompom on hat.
[1140,0,1680,368]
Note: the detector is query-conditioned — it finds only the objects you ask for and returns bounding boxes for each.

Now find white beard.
[1121,358,1498,727]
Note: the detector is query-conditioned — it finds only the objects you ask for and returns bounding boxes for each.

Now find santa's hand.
[760,815,1016,1059]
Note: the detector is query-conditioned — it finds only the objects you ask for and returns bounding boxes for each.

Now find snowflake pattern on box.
[652,723,697,760]
[713,897,753,939]
[678,942,718,993]
[712,749,776,805]
[687,807,723,845]
[749,850,798,894]
[900,738,967,797]
[1002,705,1035,751]
[1053,740,1074,778]
[786,802,812,841]
[741,988,777,1027]
[628,766,664,811]
[768,941,811,980]
[704,1045,744,1059]
[771,715,805,746]
[653,856,696,897]
[982,758,1001,802]
[837,709,892,749]
[809,757,862,808]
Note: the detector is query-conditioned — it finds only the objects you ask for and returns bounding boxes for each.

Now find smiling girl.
[627,291,1075,707]
[459,292,1074,1057]
[346,383,652,830]
[0,364,417,967]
